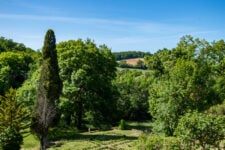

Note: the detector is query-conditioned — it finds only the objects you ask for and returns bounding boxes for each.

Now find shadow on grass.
[48,128,137,141]
[126,124,152,132]
[125,121,152,133]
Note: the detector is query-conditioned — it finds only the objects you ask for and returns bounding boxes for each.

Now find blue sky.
[0,0,225,52]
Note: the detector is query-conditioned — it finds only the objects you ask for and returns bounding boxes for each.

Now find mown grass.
[22,134,39,150]
[22,121,152,150]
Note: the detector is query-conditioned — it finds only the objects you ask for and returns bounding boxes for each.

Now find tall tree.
[57,39,117,129]
[31,29,62,150]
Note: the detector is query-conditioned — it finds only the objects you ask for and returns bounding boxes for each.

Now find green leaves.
[0,88,30,150]
[114,69,151,121]
[57,39,117,128]
[0,51,34,95]
[175,112,225,149]
[0,88,30,132]
[0,127,23,150]
[32,29,62,149]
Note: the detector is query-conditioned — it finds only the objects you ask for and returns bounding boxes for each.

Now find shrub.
[118,119,126,130]
[0,88,30,150]
[207,101,225,115]
[137,134,163,150]
[0,127,23,150]
[136,134,182,150]
[175,111,225,149]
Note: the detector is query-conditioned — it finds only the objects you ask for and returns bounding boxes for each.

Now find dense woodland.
[0,31,225,149]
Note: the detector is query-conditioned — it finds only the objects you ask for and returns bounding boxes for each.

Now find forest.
[0,30,225,150]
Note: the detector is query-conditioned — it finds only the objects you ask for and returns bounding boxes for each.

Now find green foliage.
[149,80,184,136]
[148,36,222,136]
[57,39,117,128]
[2,34,225,149]
[136,134,182,150]
[32,29,62,150]
[0,36,34,53]
[39,29,62,103]
[0,88,30,132]
[136,59,146,69]
[207,101,225,115]
[118,119,126,130]
[0,51,34,95]
[145,54,164,75]
[0,37,37,96]
[0,88,30,150]
[0,127,23,150]
[16,69,40,113]
[175,111,225,149]
[114,69,151,121]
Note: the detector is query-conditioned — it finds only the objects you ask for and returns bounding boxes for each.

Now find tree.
[57,39,117,129]
[0,88,30,150]
[175,112,225,149]
[0,52,33,95]
[31,29,62,150]
[148,36,219,136]
[17,68,40,113]
[114,69,151,121]
[136,59,146,69]
[0,36,34,53]
[145,55,164,76]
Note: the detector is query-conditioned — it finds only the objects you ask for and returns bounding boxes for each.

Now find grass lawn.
[22,134,39,150]
[22,121,152,150]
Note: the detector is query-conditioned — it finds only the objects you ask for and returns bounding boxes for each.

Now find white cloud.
[0,13,222,52]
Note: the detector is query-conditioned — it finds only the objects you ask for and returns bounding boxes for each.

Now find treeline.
[0,37,34,53]
[113,51,151,60]
[1,33,225,149]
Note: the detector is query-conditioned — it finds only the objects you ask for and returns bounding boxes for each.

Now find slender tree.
[31,29,62,150]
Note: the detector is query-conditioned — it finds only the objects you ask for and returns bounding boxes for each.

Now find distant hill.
[117,58,146,69]
[113,51,151,60]
[120,58,144,66]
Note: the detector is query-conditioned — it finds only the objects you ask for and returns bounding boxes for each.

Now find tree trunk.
[77,99,83,130]
[65,114,71,126]
[40,136,47,150]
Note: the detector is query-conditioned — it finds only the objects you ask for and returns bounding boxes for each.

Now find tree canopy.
[57,39,117,129]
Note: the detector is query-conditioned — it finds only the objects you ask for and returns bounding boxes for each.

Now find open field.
[22,121,152,150]
[118,58,144,66]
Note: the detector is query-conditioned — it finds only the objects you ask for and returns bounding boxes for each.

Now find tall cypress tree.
[31,29,62,150]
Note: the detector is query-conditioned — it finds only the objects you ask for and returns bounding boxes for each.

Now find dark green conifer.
[32,29,62,150]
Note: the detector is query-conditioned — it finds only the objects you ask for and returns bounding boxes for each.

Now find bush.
[136,134,182,150]
[0,127,23,150]
[118,119,126,130]
[137,134,163,150]
[207,101,225,115]
[175,111,225,149]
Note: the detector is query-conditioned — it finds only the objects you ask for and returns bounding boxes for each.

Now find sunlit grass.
[22,134,39,150]
[21,122,152,150]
